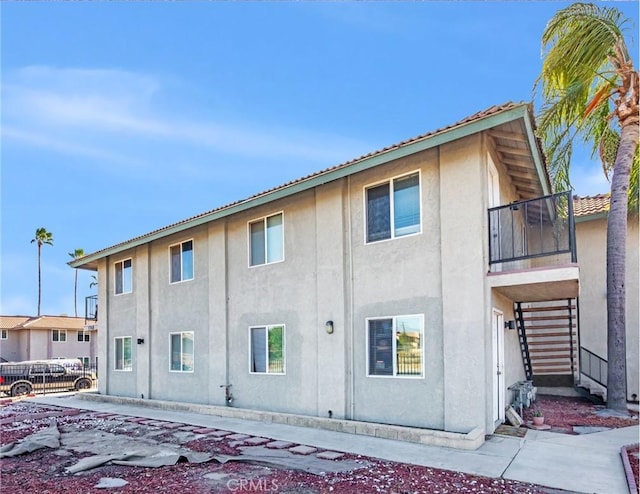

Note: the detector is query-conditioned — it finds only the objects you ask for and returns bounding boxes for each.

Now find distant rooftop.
[573,194,609,217]
[0,315,88,330]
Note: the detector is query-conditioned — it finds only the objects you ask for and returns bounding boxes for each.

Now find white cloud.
[2,65,368,170]
[570,164,610,197]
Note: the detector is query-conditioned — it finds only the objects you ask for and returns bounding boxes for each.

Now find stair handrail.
[567,299,576,383]
[515,303,532,380]
[579,346,607,388]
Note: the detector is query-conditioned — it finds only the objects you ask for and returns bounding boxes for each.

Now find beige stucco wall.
[95,130,538,434]
[576,215,639,400]
[0,331,21,361]
[348,148,445,429]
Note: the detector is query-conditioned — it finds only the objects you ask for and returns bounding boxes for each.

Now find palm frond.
[629,146,639,214]
[541,3,625,88]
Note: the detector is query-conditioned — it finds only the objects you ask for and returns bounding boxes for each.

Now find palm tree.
[536,3,639,413]
[31,228,54,317]
[68,248,85,317]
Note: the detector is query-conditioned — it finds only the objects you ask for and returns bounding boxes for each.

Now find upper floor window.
[170,331,194,372]
[250,324,285,374]
[115,259,132,295]
[367,314,424,378]
[52,329,67,342]
[0,329,7,339]
[114,336,132,371]
[366,172,421,243]
[170,240,194,283]
[77,331,90,342]
[249,213,284,266]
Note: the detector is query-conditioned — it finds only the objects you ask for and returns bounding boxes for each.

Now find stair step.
[533,368,575,374]
[526,332,576,338]
[529,354,575,360]
[532,361,575,367]
[527,339,577,346]
[524,323,576,330]
[529,346,575,353]
[522,315,576,322]
[520,305,576,313]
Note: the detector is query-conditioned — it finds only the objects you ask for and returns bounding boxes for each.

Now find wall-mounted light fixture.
[504,320,516,330]
[325,320,334,334]
[137,338,145,344]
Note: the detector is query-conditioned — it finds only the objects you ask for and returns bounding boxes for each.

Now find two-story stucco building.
[0,315,98,366]
[72,102,597,447]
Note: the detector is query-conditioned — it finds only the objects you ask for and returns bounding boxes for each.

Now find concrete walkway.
[25,394,637,494]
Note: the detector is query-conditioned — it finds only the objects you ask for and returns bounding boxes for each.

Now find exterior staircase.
[515,299,578,387]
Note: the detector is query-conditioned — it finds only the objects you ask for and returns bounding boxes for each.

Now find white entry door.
[492,309,505,424]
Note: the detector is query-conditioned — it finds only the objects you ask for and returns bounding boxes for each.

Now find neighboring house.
[573,194,639,401]
[71,102,591,443]
[0,315,98,367]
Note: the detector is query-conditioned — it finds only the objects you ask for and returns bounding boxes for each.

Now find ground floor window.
[114,336,132,371]
[250,325,285,374]
[367,315,424,377]
[170,331,194,372]
[77,356,90,368]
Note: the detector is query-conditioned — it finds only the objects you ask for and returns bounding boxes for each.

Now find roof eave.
[71,103,538,269]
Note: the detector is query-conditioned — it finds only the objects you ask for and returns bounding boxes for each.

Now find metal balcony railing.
[580,347,607,388]
[488,191,576,268]
[85,295,98,321]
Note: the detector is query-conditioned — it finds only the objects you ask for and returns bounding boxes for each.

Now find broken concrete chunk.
[95,477,129,488]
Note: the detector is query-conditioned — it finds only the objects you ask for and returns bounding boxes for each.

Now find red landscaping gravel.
[521,394,639,433]
[622,444,639,493]
[1,396,637,493]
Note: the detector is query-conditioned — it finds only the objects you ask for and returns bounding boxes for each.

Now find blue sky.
[1,1,638,317]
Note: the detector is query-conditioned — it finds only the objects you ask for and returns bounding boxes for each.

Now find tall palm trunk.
[37,244,42,317]
[606,123,637,412]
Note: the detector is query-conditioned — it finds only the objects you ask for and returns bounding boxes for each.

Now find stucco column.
[208,221,228,405]
[315,179,348,419]
[440,136,487,433]
[135,245,151,399]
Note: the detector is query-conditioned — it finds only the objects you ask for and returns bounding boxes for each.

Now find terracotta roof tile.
[0,315,87,330]
[573,194,610,217]
[0,316,32,330]
[23,316,88,330]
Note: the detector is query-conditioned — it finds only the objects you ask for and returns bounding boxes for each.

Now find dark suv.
[0,360,96,397]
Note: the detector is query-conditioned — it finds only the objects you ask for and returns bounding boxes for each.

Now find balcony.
[85,295,98,322]
[487,191,579,302]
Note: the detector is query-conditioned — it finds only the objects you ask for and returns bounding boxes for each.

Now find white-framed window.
[249,212,284,266]
[170,240,194,283]
[367,315,424,378]
[365,171,421,243]
[0,329,7,339]
[77,331,90,342]
[170,331,194,372]
[77,357,90,368]
[52,329,67,342]
[249,325,285,374]
[114,336,132,371]
[115,259,132,295]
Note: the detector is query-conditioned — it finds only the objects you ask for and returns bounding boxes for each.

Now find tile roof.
[0,315,88,330]
[73,101,541,266]
[0,316,31,330]
[573,194,610,217]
